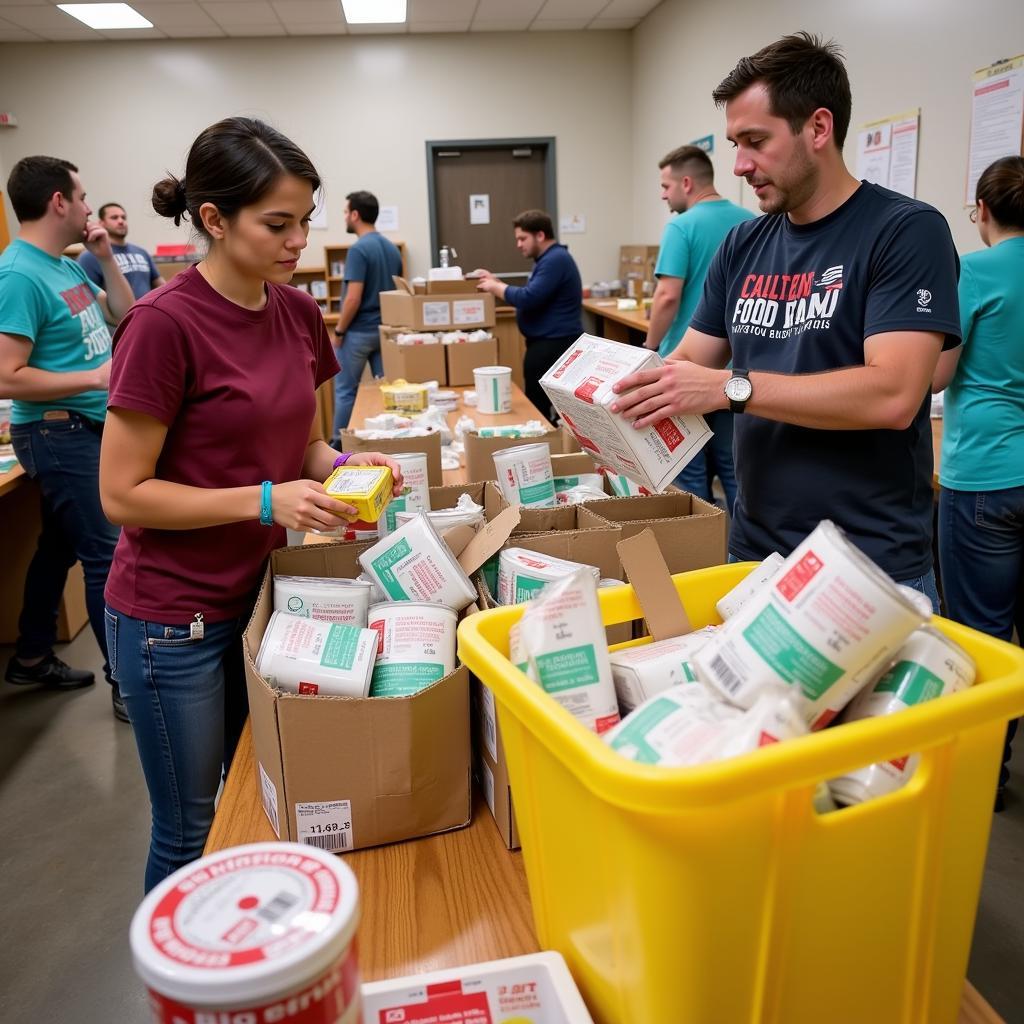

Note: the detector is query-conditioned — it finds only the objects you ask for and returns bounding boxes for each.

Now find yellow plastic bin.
[458,563,1024,1024]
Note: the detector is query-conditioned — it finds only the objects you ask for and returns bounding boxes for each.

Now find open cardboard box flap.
[446,505,522,575]
[391,275,416,295]
[616,528,693,640]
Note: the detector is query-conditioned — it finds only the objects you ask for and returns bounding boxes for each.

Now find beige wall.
[631,0,1024,255]
[0,31,633,281]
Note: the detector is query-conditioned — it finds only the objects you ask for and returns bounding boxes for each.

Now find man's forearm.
[99,257,135,322]
[644,292,679,351]
[1,364,107,402]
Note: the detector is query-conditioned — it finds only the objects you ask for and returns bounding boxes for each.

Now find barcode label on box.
[711,654,743,696]
[295,799,353,852]
[258,761,281,838]
[422,301,451,326]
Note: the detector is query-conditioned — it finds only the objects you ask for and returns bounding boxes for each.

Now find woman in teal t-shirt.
[933,155,1024,808]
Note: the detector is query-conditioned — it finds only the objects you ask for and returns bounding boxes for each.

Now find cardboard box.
[380,278,496,331]
[445,337,499,387]
[427,480,510,522]
[379,329,447,385]
[464,429,564,485]
[340,430,444,488]
[473,675,520,849]
[540,334,712,492]
[581,492,727,574]
[242,541,472,851]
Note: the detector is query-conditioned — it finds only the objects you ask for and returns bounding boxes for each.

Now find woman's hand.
[344,452,406,496]
[271,479,354,530]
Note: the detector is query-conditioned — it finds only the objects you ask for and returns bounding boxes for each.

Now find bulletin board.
[966,55,1024,204]
[855,109,920,198]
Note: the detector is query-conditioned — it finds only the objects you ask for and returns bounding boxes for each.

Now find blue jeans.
[10,414,119,675]
[332,329,383,439]
[674,409,738,515]
[105,606,250,892]
[939,485,1024,788]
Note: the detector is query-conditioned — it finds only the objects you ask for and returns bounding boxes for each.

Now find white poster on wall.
[309,188,328,230]
[469,194,491,225]
[967,56,1024,203]
[377,205,399,232]
[855,109,919,198]
[856,122,893,187]
[888,114,920,199]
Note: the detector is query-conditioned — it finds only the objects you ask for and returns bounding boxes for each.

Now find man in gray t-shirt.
[77,202,164,300]
[331,190,403,437]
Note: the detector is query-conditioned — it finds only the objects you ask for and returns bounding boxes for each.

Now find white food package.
[541,334,712,492]
[608,627,719,712]
[511,568,620,735]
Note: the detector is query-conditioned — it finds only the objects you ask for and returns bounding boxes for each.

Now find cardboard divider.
[616,530,692,639]
[581,492,727,573]
[340,430,444,488]
[242,541,473,851]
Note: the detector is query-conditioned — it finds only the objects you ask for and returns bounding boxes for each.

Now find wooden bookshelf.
[288,265,329,317]
[324,239,408,317]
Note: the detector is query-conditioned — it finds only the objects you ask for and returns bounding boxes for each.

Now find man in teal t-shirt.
[645,145,754,512]
[0,156,134,717]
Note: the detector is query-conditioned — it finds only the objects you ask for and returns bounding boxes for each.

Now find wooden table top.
[207,722,1001,1020]
[582,297,651,334]
[348,381,551,486]
[0,461,25,499]
[205,722,539,980]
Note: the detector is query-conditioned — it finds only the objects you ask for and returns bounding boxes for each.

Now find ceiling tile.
[134,2,220,27]
[472,0,543,22]
[0,5,89,29]
[408,0,476,20]
[162,23,226,34]
[599,0,659,15]
[469,18,531,30]
[203,1,281,24]
[0,0,48,6]
[221,21,283,32]
[37,25,105,37]
[529,18,589,30]
[588,16,639,28]
[283,18,347,34]
[98,26,167,37]
[534,0,606,19]
[270,0,339,22]
[409,20,469,32]
[0,16,40,37]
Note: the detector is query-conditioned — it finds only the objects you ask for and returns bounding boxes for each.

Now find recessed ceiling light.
[57,4,154,30]
[341,0,407,25]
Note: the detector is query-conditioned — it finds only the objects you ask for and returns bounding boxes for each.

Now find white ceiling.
[0,0,662,42]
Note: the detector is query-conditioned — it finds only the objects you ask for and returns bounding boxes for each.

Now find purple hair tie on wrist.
[333,453,351,469]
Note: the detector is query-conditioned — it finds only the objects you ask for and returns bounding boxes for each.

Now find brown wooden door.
[431,143,551,278]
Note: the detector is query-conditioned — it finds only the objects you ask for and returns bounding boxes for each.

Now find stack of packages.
[242,460,522,853]
[511,521,975,812]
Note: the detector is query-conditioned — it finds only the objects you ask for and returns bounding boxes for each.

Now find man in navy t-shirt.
[612,33,960,606]
[78,203,164,300]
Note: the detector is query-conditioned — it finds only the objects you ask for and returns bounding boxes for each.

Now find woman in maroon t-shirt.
[98,117,402,892]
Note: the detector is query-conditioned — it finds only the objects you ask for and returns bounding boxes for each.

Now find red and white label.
[370,619,386,656]
[652,418,684,452]
[298,681,320,695]
[595,712,621,735]
[776,550,824,602]
[374,978,491,1024]
[145,946,360,1024]
[552,348,582,380]
[573,377,601,403]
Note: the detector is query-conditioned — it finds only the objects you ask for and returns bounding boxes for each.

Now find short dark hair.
[513,209,554,239]
[712,32,852,150]
[976,155,1024,231]
[346,190,379,225]
[7,156,78,223]
[98,203,125,220]
[152,116,321,236]
[658,145,714,182]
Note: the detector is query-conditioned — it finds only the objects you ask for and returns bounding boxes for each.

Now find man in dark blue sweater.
[474,209,583,417]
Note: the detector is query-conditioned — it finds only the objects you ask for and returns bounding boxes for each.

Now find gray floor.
[2,628,1023,1024]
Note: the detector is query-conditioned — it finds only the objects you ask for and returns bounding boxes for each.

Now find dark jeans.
[939,485,1024,789]
[105,606,250,892]
[674,409,738,514]
[10,414,119,678]
[523,335,577,420]
[333,329,383,439]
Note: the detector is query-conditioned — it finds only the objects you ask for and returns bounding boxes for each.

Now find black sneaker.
[111,681,129,724]
[5,654,94,690]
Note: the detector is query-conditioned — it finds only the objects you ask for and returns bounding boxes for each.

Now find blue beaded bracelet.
[259,480,273,526]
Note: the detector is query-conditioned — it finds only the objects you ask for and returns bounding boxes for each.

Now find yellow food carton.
[323,465,393,523]
[380,379,430,412]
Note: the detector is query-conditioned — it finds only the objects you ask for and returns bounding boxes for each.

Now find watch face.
[725,376,753,403]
